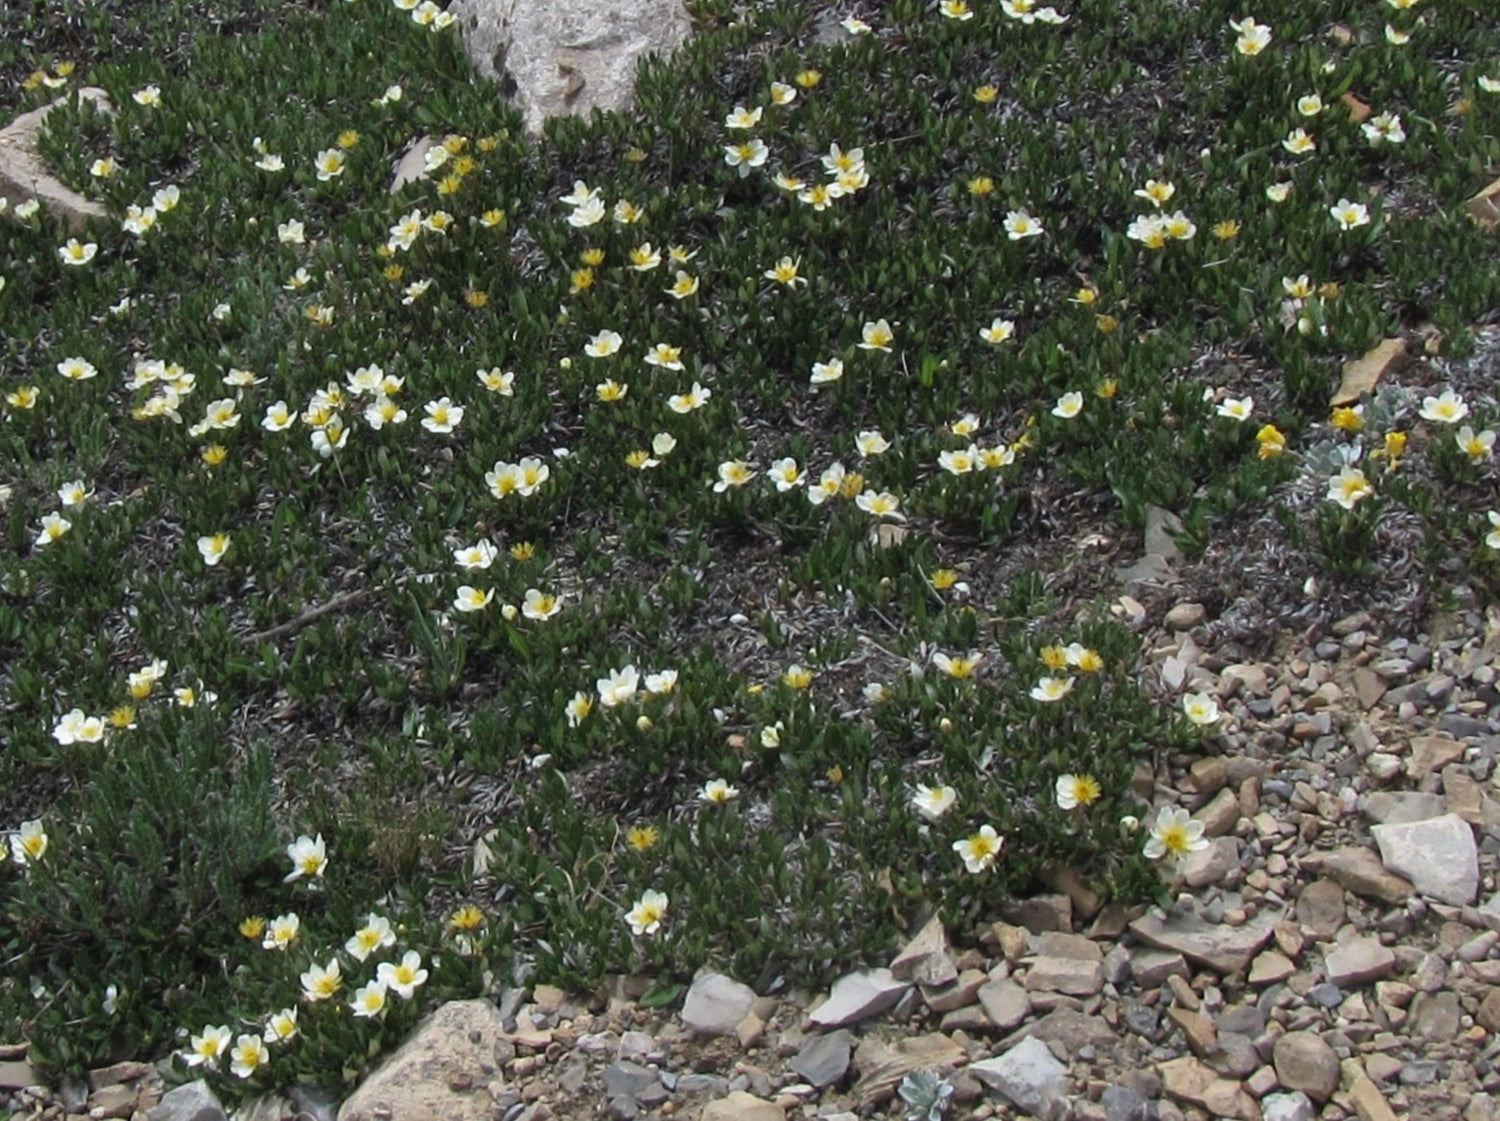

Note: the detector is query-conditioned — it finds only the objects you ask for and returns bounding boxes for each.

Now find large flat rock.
[1,88,113,231]
[449,0,692,134]
[337,1000,509,1121]
[1128,909,1281,975]
[1370,813,1478,905]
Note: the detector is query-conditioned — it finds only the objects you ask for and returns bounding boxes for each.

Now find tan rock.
[1343,1058,1400,1121]
[1165,1007,1217,1057]
[0,88,113,232]
[337,1000,510,1121]
[1159,1056,1255,1120]
[1469,176,1500,229]
[1299,847,1412,904]
[701,1090,785,1121]
[1341,91,1372,123]
[1332,339,1406,406]
[1408,733,1465,781]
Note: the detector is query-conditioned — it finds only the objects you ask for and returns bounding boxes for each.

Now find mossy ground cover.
[2,0,1498,1098]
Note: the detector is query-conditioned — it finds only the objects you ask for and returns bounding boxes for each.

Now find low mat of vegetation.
[2,0,1497,1099]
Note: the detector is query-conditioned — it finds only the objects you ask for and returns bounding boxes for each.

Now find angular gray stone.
[890,914,958,987]
[1324,937,1395,988]
[791,1030,852,1089]
[977,979,1030,1031]
[450,0,693,134]
[681,972,757,1037]
[337,1000,508,1121]
[968,1036,1067,1118]
[1295,879,1346,939]
[1262,1091,1316,1121]
[1363,791,1447,825]
[0,88,113,232]
[1128,908,1281,975]
[1370,813,1479,905]
[810,969,910,1028]
[148,1081,227,1121]
[603,1061,659,1099]
[1182,836,1240,888]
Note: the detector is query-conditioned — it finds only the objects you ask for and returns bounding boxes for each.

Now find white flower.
[1052,391,1084,419]
[1327,466,1374,509]
[1030,676,1075,702]
[345,914,396,962]
[597,665,640,707]
[810,357,844,385]
[912,784,957,821]
[952,825,1003,873]
[1330,198,1370,230]
[625,889,669,936]
[10,819,48,865]
[585,330,624,358]
[1486,511,1500,550]
[1419,389,1468,424]
[58,238,98,265]
[277,219,306,245]
[183,1025,232,1069]
[376,950,428,999]
[1143,805,1209,861]
[1003,209,1043,239]
[350,980,388,1019]
[229,1034,269,1079]
[1181,692,1220,726]
[645,669,678,695]
[1362,112,1406,145]
[1216,396,1253,421]
[421,397,463,434]
[979,318,1015,345]
[1055,773,1102,810]
[284,834,327,883]
[724,105,763,129]
[701,778,739,804]
[454,540,498,570]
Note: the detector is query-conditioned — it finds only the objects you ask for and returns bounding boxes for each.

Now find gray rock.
[617,1030,654,1063]
[1262,1091,1316,1121]
[287,1085,338,1121]
[1145,506,1186,564]
[682,973,757,1037]
[1272,1031,1340,1102]
[602,1061,658,1099]
[0,88,114,232]
[449,0,693,134]
[968,1036,1068,1118]
[1295,879,1346,939]
[337,1000,510,1121]
[977,980,1030,1031]
[1131,949,1189,988]
[1324,937,1395,988]
[1101,1085,1149,1121]
[1128,908,1282,975]
[1363,791,1447,824]
[791,1030,852,1089]
[1409,991,1461,1042]
[1182,836,1240,888]
[890,915,958,987]
[148,1081,227,1121]
[1371,813,1479,904]
[810,969,910,1028]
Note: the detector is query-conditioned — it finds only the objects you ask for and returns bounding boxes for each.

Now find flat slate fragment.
[1128,909,1282,975]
